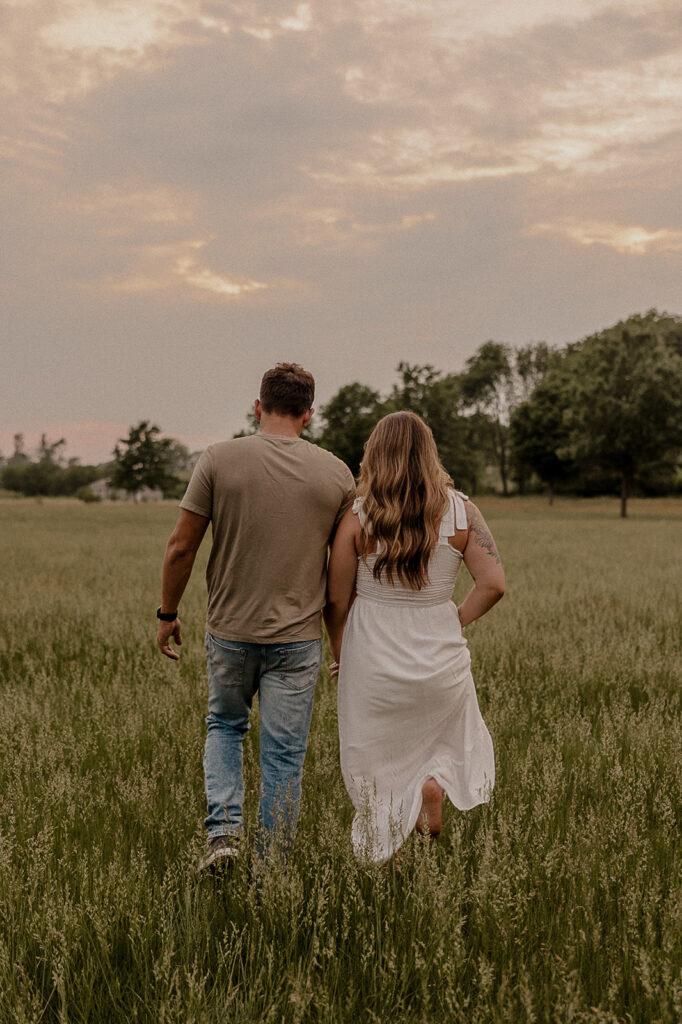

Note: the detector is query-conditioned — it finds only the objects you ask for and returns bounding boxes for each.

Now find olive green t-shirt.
[180,433,356,643]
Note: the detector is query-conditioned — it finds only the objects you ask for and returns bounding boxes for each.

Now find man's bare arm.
[157,509,210,660]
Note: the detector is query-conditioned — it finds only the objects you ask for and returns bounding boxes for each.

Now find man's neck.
[259,415,302,438]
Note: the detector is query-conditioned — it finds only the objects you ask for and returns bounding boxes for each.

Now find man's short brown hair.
[260,363,315,418]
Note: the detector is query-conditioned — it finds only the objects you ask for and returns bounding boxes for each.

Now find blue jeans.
[203,633,322,846]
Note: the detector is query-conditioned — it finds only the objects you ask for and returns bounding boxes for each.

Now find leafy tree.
[563,313,682,517]
[515,342,557,402]
[386,363,444,417]
[7,433,30,467]
[1,430,103,496]
[233,408,260,438]
[62,464,101,493]
[461,341,558,494]
[318,383,384,475]
[459,342,516,495]
[1,460,98,497]
[37,434,66,464]
[1,463,55,496]
[75,485,101,503]
[635,308,682,357]
[510,374,574,503]
[110,422,183,497]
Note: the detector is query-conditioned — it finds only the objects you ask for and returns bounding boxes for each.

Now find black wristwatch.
[157,607,178,622]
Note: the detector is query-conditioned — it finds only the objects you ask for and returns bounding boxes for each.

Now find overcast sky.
[2,0,681,463]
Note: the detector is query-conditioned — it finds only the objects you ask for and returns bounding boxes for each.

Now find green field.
[1,498,680,1023]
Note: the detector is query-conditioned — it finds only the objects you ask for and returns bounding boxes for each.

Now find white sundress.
[337,489,495,864]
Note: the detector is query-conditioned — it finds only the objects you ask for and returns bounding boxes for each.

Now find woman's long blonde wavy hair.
[357,411,454,590]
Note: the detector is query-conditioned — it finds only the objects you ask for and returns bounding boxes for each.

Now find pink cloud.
[0,421,130,465]
[0,422,219,466]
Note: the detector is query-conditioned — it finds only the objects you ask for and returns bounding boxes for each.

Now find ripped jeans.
[203,633,322,846]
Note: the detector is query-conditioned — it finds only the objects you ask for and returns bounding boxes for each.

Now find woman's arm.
[324,507,361,665]
[458,501,505,628]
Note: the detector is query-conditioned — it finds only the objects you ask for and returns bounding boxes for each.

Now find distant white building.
[89,479,164,502]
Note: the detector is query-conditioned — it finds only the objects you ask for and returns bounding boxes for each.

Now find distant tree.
[62,463,100,494]
[318,383,385,475]
[510,373,574,504]
[110,422,184,497]
[37,434,66,464]
[75,485,101,503]
[564,312,682,517]
[2,463,48,496]
[233,408,260,438]
[461,341,559,494]
[7,433,30,467]
[515,342,557,402]
[315,363,491,492]
[1,433,72,493]
[386,363,444,417]
[637,308,682,357]
[459,342,517,495]
[1,459,98,497]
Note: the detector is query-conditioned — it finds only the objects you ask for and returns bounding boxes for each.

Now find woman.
[324,412,505,864]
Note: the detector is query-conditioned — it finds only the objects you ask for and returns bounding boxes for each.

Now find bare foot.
[415,777,443,840]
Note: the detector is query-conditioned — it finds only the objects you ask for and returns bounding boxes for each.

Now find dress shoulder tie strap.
[439,489,468,540]
[352,495,370,531]
[454,490,469,532]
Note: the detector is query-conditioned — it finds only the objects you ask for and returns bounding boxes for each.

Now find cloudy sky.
[2,0,681,463]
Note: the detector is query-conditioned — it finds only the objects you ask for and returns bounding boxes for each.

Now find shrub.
[75,485,101,503]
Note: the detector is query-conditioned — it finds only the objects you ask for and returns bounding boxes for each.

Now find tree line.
[0,424,190,502]
[3,311,681,517]
[0,435,101,499]
[312,310,682,517]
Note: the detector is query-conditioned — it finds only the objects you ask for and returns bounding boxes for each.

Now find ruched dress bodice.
[355,543,462,607]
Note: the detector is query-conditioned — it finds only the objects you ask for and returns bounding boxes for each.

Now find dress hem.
[349,746,495,865]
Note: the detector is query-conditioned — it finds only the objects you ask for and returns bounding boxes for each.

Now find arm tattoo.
[468,505,502,564]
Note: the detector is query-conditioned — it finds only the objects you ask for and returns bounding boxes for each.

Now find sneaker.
[198,834,240,875]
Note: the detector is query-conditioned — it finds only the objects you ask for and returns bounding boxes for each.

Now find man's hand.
[158,618,182,660]
[157,509,208,662]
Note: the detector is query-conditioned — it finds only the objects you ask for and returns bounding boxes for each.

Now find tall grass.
[0,498,680,1023]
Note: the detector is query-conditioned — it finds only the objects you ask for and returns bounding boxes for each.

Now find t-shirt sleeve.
[179,447,213,519]
[333,465,357,529]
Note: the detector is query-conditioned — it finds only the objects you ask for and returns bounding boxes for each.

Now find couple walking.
[157,363,504,871]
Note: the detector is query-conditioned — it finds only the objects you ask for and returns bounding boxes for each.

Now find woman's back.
[353,489,468,606]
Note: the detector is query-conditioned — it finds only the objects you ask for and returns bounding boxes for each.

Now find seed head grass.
[0,497,680,1022]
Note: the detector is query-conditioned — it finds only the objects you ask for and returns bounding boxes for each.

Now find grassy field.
[0,497,680,1023]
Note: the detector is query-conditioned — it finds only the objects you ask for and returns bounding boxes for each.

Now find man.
[156,363,355,872]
